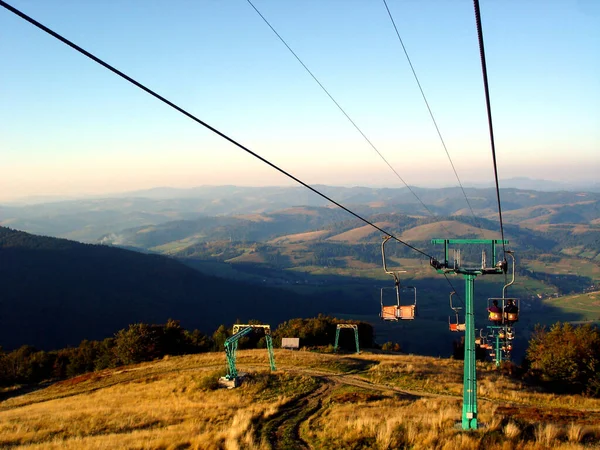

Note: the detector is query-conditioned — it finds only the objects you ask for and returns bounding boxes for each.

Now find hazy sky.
[1,0,598,201]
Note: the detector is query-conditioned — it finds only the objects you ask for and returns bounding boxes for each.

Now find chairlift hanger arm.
[502,251,516,298]
[381,236,407,284]
[450,291,462,311]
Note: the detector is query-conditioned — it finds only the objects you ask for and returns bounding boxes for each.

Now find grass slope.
[1,350,599,449]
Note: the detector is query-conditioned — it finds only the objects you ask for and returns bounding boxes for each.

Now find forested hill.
[0,227,325,351]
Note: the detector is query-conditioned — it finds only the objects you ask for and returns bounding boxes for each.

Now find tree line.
[0,316,373,386]
[1,317,598,399]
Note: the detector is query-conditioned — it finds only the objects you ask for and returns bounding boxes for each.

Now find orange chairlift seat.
[380,236,416,321]
[380,287,416,321]
[488,298,520,324]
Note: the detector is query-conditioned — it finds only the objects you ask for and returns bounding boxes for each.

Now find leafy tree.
[94,338,118,370]
[381,341,402,352]
[113,323,159,365]
[527,322,600,396]
[212,325,230,352]
[184,329,213,353]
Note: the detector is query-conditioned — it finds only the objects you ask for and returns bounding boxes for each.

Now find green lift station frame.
[224,324,276,380]
[430,239,508,430]
[334,324,360,354]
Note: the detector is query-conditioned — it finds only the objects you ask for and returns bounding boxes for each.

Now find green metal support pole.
[495,332,501,368]
[265,334,276,371]
[354,328,360,354]
[225,340,240,380]
[431,239,509,429]
[462,274,478,430]
[334,327,340,352]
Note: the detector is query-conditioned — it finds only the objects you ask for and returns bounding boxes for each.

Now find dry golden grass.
[400,220,498,241]
[268,230,330,244]
[1,350,600,449]
[326,222,393,243]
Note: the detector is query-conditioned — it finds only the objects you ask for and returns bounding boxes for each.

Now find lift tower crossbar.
[430,239,508,430]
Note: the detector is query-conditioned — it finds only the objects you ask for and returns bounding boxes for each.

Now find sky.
[1,0,599,201]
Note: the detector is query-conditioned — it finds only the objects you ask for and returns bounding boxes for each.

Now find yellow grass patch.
[400,221,497,241]
[327,222,393,243]
[269,230,330,244]
[235,214,273,222]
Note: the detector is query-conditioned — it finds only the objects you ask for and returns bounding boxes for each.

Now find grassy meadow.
[1,350,600,449]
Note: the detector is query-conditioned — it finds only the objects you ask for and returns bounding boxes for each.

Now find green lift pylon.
[225,324,276,380]
[334,324,360,354]
[431,239,508,430]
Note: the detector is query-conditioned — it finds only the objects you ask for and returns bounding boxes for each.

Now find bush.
[526,322,600,396]
[381,341,402,352]
[113,323,159,365]
[195,370,223,391]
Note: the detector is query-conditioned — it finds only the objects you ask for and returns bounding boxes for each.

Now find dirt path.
[249,368,451,450]
[251,377,335,450]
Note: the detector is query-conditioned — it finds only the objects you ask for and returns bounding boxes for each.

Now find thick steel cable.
[245,0,449,226]
[472,0,507,256]
[0,0,434,260]
[382,0,483,235]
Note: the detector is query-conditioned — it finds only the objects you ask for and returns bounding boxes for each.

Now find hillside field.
[2,350,600,449]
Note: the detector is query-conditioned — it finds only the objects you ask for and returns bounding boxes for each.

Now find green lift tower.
[430,239,508,430]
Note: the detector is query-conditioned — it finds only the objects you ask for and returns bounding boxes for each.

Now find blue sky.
[1,0,598,200]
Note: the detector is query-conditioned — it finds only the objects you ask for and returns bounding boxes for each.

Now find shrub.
[113,323,159,365]
[526,322,600,395]
[381,341,402,352]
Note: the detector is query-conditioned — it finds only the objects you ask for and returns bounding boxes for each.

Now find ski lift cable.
[381,0,484,236]
[472,0,507,256]
[0,0,435,260]
[245,0,454,234]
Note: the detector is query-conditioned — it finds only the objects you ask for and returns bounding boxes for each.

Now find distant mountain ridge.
[2,185,599,243]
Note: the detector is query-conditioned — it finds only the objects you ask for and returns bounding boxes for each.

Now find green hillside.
[0,227,338,351]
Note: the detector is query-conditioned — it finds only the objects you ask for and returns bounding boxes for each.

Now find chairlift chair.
[475,329,484,346]
[380,286,417,321]
[488,251,520,324]
[488,298,520,324]
[448,291,466,332]
[380,236,417,321]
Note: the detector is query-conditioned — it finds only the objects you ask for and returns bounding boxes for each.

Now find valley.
[1,185,598,357]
